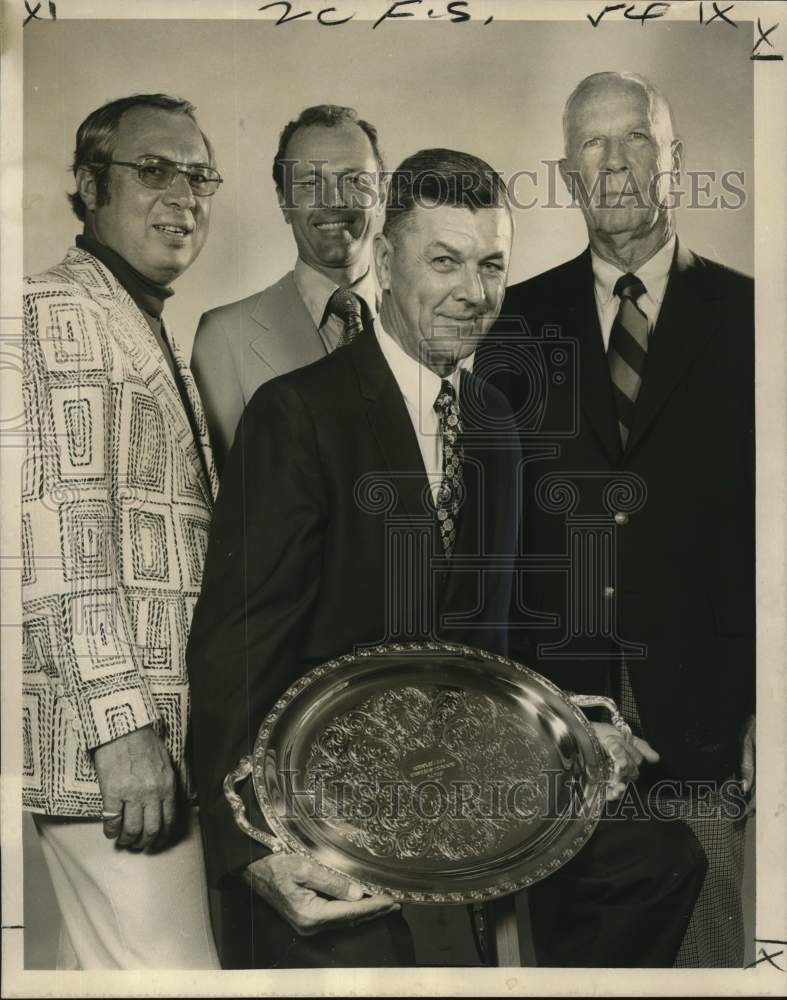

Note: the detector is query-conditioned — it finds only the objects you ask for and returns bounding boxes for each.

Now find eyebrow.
[427,241,507,262]
[140,153,213,168]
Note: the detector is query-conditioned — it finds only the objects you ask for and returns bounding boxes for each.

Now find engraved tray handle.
[223,755,285,854]
[568,693,633,742]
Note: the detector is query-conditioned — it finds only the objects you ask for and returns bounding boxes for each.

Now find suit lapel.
[563,250,622,465]
[349,331,435,523]
[625,241,711,458]
[248,271,327,376]
[80,251,216,505]
[122,301,215,504]
[165,331,219,500]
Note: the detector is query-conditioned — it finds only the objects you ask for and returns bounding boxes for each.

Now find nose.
[454,266,486,308]
[602,136,628,172]
[163,170,196,209]
[319,171,346,209]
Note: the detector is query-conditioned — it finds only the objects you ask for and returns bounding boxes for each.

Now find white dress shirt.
[293,257,379,353]
[592,235,676,349]
[374,318,474,504]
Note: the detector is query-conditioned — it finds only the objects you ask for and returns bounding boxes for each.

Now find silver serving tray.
[225,642,625,904]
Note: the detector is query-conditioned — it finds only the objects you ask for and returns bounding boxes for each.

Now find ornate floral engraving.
[304,683,552,861]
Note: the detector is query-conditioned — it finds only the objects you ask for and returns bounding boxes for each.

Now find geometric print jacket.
[22,248,218,815]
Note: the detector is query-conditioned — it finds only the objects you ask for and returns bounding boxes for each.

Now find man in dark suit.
[192,104,384,472]
[187,147,705,969]
[480,71,754,967]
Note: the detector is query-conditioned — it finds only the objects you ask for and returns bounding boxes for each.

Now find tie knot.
[614,272,647,302]
[328,287,362,322]
[434,379,458,416]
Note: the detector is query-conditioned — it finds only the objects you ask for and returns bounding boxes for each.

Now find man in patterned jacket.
[22,94,221,968]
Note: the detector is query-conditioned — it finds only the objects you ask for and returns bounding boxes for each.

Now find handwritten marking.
[587,3,626,27]
[373,0,419,28]
[752,17,782,60]
[24,0,56,20]
[317,5,354,24]
[587,2,670,27]
[745,938,786,971]
[256,0,492,27]
[704,1,736,27]
[258,1,311,22]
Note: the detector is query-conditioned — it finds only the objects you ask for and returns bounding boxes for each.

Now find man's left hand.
[592,722,659,801]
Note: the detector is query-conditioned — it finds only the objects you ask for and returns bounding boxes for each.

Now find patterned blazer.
[22,247,218,815]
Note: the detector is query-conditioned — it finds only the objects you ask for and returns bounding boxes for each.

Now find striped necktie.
[433,379,464,557]
[608,273,649,448]
[328,287,365,346]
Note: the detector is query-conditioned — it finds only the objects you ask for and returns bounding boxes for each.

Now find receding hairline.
[114,103,211,156]
[562,72,676,151]
[283,117,375,152]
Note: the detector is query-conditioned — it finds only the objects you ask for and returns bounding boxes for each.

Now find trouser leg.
[215,880,416,969]
[527,814,708,967]
[32,808,220,970]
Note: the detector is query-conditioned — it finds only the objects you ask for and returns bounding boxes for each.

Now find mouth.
[312,213,359,235]
[153,223,193,238]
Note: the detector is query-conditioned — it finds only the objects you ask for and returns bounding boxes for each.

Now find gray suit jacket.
[191,271,328,472]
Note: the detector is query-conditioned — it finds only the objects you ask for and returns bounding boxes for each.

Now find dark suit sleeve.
[187,379,327,886]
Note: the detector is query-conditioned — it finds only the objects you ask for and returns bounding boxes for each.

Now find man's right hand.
[244,854,400,936]
[93,725,177,851]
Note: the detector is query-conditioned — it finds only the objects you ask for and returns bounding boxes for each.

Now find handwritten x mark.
[23,1,56,24]
[745,939,786,971]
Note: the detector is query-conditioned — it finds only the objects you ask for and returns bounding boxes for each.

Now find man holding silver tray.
[187,148,705,968]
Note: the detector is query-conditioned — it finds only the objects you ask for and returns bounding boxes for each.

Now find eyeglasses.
[97,156,224,196]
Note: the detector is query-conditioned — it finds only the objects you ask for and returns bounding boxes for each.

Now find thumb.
[298,862,366,901]
[633,737,660,764]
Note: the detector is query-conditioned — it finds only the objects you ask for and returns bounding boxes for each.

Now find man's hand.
[592,722,659,801]
[740,714,756,804]
[92,725,177,851]
[245,853,400,936]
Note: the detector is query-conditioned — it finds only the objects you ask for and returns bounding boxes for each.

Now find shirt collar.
[76,232,174,319]
[591,234,676,308]
[373,316,473,416]
[293,257,379,329]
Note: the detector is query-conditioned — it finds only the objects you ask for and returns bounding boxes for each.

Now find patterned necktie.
[608,273,649,448]
[328,287,365,346]
[433,379,464,557]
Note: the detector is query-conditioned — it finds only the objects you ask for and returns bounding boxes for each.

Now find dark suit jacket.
[478,240,755,784]
[187,330,520,888]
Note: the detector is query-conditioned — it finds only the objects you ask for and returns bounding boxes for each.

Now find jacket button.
[614,511,629,525]
[603,586,615,598]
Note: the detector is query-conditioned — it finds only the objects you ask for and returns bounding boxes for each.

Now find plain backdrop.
[21,16,755,968]
[23,18,753,359]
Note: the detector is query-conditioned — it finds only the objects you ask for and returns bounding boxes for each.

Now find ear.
[277,186,293,227]
[75,165,99,215]
[670,138,684,182]
[374,171,390,220]
[373,232,393,292]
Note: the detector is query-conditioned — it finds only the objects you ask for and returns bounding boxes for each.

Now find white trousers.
[32,809,220,970]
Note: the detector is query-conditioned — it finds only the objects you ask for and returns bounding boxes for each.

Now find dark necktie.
[608,273,649,448]
[328,287,365,346]
[433,379,464,557]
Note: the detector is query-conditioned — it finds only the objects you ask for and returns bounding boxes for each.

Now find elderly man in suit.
[23,93,221,968]
[191,103,385,472]
[187,147,705,969]
[480,71,755,967]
